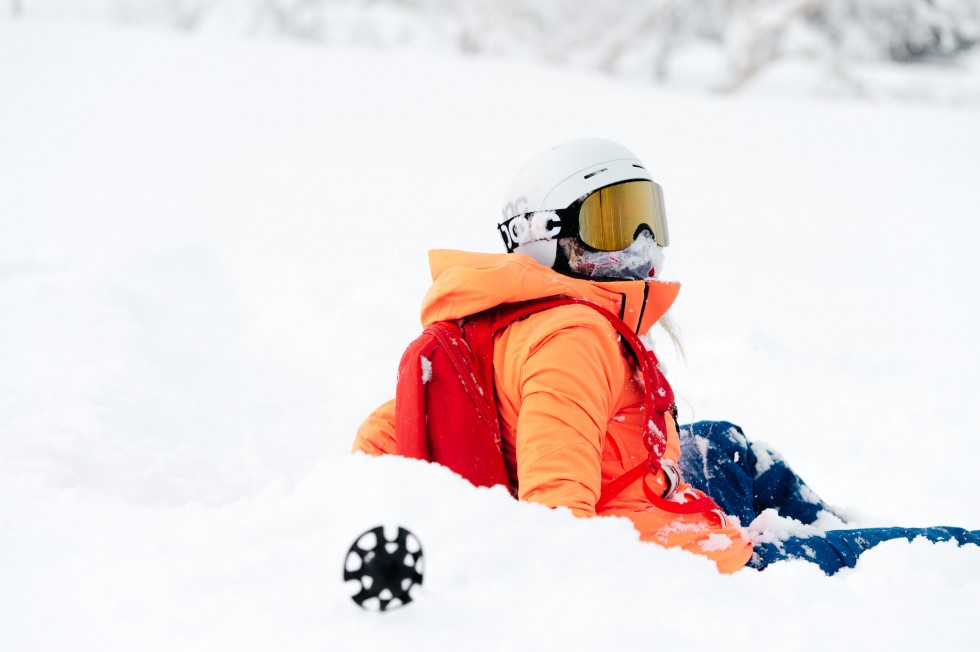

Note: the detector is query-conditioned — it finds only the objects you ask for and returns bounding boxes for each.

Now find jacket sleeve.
[511,309,628,517]
[352,398,396,455]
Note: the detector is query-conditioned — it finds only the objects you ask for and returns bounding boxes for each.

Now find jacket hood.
[420,249,680,335]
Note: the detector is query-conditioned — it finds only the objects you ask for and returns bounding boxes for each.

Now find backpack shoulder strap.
[469,296,722,518]
[457,298,582,404]
[463,295,662,459]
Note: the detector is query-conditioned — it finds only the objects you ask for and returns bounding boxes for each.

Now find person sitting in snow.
[353,138,979,574]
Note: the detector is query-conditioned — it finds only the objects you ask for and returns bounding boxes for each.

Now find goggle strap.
[497,210,579,253]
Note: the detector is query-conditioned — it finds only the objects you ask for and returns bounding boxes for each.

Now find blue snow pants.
[678,421,980,575]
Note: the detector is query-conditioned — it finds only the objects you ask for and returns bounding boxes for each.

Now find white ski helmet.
[498,138,669,268]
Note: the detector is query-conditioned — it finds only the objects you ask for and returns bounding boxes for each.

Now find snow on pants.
[678,421,980,575]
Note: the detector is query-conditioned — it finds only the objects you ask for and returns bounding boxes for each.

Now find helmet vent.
[632,164,646,169]
[583,167,608,180]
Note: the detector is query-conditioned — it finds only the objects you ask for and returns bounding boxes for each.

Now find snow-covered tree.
[26,0,980,96]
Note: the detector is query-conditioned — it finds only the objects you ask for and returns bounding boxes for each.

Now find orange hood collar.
[420,250,680,335]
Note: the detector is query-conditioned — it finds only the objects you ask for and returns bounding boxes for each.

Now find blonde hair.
[648,311,686,363]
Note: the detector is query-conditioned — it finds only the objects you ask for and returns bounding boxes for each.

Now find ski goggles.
[498,180,669,253]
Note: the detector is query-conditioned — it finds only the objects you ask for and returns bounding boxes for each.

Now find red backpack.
[393,296,720,516]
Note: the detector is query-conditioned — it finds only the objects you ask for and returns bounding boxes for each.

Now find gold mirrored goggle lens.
[577,180,669,251]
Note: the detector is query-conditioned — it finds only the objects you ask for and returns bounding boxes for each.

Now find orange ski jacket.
[354,249,753,573]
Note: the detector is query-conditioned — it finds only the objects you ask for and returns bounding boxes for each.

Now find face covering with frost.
[559,231,665,281]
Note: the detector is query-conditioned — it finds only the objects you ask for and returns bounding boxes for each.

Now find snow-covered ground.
[2,17,979,652]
